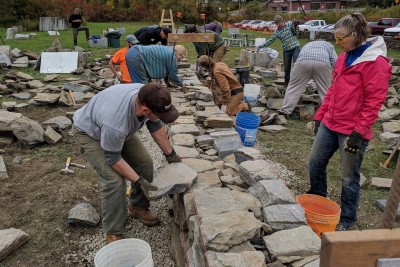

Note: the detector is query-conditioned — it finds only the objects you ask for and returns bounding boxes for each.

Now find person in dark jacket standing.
[134,26,172,46]
[307,13,392,231]
[69,8,90,46]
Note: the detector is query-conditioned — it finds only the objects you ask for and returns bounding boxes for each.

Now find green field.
[2,21,399,71]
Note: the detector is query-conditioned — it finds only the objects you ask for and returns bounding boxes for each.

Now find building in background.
[265,0,358,13]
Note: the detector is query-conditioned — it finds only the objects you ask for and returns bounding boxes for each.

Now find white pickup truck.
[298,20,326,32]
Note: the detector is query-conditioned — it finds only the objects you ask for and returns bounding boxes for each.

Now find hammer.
[60,157,74,175]
[380,138,400,170]
[70,162,86,169]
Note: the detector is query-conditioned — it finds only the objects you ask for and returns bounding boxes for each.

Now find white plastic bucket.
[243,84,261,106]
[254,38,266,49]
[94,238,153,267]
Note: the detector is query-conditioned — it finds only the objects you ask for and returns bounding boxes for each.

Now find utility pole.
[239,0,241,17]
[289,0,292,19]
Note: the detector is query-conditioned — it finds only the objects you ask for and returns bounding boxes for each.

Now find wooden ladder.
[159,9,175,33]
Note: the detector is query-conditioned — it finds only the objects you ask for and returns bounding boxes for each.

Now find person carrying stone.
[257,14,300,88]
[307,13,392,231]
[277,40,338,117]
[125,44,187,89]
[109,35,139,83]
[73,82,182,244]
[134,26,172,46]
[69,8,90,46]
[198,55,251,116]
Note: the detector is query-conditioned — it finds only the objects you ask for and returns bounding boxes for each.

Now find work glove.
[311,120,321,136]
[344,130,363,154]
[136,176,158,200]
[221,105,227,112]
[165,149,182,164]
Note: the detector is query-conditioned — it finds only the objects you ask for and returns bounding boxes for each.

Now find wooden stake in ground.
[380,154,400,229]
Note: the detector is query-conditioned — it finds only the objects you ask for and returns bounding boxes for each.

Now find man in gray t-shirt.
[73,83,181,244]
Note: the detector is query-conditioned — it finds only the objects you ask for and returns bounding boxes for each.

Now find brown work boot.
[106,233,123,244]
[128,206,159,226]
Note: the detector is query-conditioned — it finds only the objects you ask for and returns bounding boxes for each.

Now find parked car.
[369,18,400,35]
[259,21,277,32]
[252,20,268,31]
[233,20,251,29]
[298,20,326,32]
[256,21,271,31]
[241,20,255,29]
[367,22,378,26]
[249,20,264,30]
[383,22,400,38]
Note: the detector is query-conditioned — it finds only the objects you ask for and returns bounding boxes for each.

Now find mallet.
[60,157,74,175]
[380,139,400,170]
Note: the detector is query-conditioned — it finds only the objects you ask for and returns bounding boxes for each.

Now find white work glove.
[221,105,227,112]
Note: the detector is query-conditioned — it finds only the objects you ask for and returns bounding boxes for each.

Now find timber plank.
[320,228,400,267]
[168,33,215,43]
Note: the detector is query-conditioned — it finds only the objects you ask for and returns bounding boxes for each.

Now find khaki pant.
[215,91,249,116]
[212,44,227,62]
[72,26,90,46]
[280,60,332,115]
[74,128,153,235]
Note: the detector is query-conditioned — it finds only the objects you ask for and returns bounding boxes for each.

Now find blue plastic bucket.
[235,112,260,147]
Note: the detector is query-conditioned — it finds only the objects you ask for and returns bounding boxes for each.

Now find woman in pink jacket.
[307,13,392,231]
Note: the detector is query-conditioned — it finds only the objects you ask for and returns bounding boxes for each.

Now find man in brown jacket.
[198,55,251,115]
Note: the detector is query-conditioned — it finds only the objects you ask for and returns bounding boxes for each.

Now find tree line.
[0,0,221,28]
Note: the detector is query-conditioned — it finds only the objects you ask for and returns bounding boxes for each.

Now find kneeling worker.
[73,83,182,244]
[198,55,251,116]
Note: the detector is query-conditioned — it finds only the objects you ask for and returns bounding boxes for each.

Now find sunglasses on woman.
[335,32,354,42]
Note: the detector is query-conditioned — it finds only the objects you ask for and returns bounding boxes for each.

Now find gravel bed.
[63,127,176,266]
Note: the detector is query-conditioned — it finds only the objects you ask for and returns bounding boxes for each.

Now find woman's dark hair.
[334,12,370,47]
[198,55,215,69]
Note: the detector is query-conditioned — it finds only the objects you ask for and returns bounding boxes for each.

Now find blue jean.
[283,46,300,87]
[308,123,369,228]
[126,46,148,84]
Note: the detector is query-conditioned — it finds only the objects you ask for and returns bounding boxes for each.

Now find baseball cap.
[174,45,187,57]
[125,35,139,45]
[162,27,172,37]
[138,83,179,124]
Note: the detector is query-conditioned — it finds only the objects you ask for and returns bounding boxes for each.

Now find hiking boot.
[128,206,159,226]
[335,223,349,231]
[277,110,290,119]
[106,233,123,244]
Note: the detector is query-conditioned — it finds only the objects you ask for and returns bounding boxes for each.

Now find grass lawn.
[3,22,400,70]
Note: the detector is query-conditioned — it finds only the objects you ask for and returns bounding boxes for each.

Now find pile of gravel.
[63,127,176,266]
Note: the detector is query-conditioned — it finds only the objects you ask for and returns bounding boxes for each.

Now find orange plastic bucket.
[296,194,341,237]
